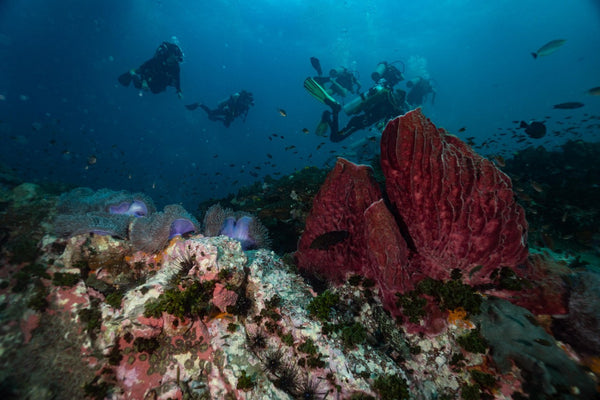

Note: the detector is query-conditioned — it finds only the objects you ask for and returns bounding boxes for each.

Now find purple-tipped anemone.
[220,217,237,238]
[108,201,131,215]
[219,216,258,250]
[90,229,112,236]
[168,218,196,239]
[109,200,149,217]
[233,216,256,249]
[128,200,149,217]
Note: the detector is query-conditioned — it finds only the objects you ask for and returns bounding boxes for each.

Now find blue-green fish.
[531,39,566,59]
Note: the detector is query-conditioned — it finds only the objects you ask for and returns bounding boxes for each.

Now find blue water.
[1,0,599,210]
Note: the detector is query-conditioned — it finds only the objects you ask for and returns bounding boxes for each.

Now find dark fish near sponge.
[310,57,323,76]
[531,39,566,59]
[553,102,584,109]
[520,120,546,139]
[309,230,349,250]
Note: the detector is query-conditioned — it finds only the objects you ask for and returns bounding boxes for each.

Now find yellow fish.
[278,108,287,117]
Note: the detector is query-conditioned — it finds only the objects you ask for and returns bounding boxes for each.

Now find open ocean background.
[1,0,599,211]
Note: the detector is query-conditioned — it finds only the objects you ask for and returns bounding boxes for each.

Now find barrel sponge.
[53,212,131,239]
[130,204,200,254]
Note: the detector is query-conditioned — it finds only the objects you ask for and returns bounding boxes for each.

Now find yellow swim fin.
[315,110,330,137]
[304,77,338,106]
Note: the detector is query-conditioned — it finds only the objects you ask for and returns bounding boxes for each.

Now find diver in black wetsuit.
[406,77,436,106]
[185,90,254,128]
[118,41,184,98]
[320,84,407,142]
[309,57,361,98]
[305,61,408,143]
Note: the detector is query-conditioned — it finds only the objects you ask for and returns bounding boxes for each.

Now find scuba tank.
[371,61,404,87]
[343,84,387,115]
[329,79,348,97]
[371,62,388,82]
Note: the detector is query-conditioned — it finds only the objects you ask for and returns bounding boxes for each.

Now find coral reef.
[1,171,598,399]
[552,269,600,357]
[473,297,597,398]
[52,188,201,255]
[203,203,270,250]
[503,140,600,254]
[1,230,413,399]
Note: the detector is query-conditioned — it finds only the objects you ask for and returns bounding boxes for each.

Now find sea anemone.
[202,204,270,250]
[130,204,199,253]
[57,187,155,215]
[108,199,149,217]
[53,212,131,239]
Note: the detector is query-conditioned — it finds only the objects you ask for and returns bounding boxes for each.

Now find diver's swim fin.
[310,57,323,76]
[303,77,338,107]
[118,71,133,87]
[315,110,331,137]
[185,102,200,111]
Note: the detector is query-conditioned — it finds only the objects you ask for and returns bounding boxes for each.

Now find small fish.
[520,120,546,139]
[285,145,296,151]
[310,57,323,76]
[309,230,349,250]
[492,155,505,167]
[266,153,273,158]
[553,102,584,109]
[586,86,600,96]
[534,338,553,347]
[531,39,566,59]
[87,155,97,165]
[531,181,544,193]
[523,315,540,327]
[458,127,466,132]
[302,128,310,134]
[278,109,287,117]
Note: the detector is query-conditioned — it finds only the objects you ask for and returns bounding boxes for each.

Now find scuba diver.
[185,90,254,128]
[371,61,404,88]
[118,41,184,98]
[304,61,408,143]
[309,57,361,98]
[406,77,436,106]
